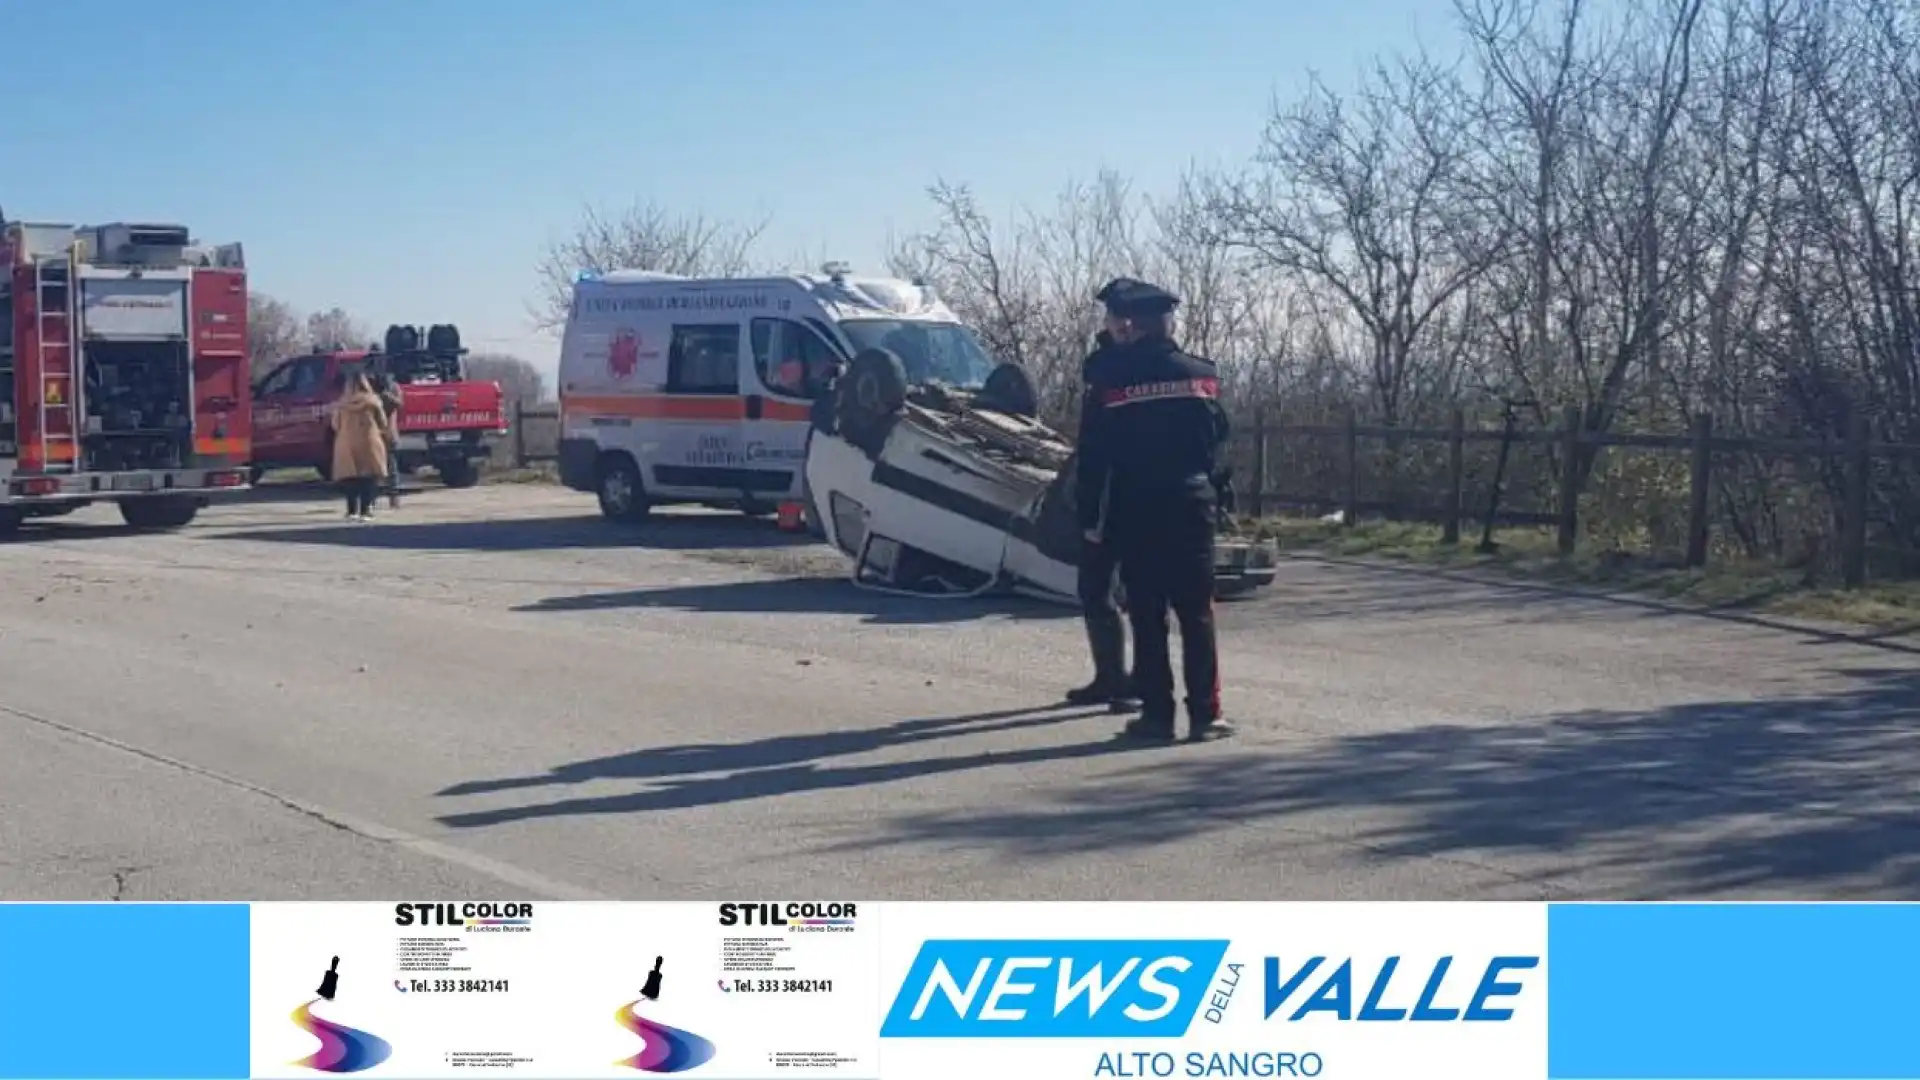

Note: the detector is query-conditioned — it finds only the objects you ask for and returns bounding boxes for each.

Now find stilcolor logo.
[614,1001,717,1073]
[290,1000,392,1074]
[880,939,1230,1039]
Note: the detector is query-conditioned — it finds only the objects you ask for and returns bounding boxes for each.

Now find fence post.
[1685,412,1713,568]
[1843,410,1869,589]
[1244,408,1265,519]
[1443,407,1465,545]
[1557,403,1581,556]
[1343,406,1360,526]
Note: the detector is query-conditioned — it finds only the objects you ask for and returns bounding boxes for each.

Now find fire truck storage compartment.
[81,340,193,472]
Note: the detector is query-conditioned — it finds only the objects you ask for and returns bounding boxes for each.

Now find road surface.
[4,483,1918,901]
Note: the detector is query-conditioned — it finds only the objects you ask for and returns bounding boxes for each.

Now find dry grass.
[1247,515,1920,630]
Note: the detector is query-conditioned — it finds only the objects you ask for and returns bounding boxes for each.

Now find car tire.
[119,496,199,530]
[439,459,481,488]
[835,347,908,456]
[596,454,650,523]
[980,361,1040,418]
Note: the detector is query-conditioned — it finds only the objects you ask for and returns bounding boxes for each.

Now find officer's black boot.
[1065,609,1137,712]
[1187,698,1235,742]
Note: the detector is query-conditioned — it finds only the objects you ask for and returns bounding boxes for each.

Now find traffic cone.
[776,501,806,532]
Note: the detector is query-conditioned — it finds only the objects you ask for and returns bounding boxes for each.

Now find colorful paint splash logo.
[291,998,393,1073]
[615,1000,715,1073]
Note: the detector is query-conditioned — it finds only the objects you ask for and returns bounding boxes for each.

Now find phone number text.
[729,979,833,993]
[403,978,510,993]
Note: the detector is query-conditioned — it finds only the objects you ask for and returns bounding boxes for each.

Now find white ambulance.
[555,265,998,521]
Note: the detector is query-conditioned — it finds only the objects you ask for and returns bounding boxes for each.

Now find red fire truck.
[1,218,251,535]
[250,324,507,488]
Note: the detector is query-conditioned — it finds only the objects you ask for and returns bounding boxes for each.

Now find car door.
[746,317,840,499]
[652,322,745,495]
[281,357,337,464]
[250,360,303,463]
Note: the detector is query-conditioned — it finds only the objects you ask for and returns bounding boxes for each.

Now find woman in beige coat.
[331,373,396,521]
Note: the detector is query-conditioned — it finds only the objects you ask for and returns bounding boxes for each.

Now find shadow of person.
[317,956,340,1001]
[640,956,663,1001]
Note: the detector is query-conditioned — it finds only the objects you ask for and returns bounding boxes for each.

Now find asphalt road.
[4,482,1918,902]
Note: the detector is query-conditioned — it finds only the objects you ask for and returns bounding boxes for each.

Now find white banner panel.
[79,276,188,338]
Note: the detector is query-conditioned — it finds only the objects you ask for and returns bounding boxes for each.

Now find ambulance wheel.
[837,347,907,456]
[980,361,1039,418]
[119,496,199,531]
[439,460,481,488]
[596,454,651,523]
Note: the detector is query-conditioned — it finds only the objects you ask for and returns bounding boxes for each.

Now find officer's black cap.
[1095,278,1180,318]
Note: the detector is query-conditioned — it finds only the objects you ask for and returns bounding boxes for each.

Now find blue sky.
[3,0,1450,382]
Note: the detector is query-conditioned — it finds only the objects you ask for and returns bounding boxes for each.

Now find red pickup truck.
[250,324,506,488]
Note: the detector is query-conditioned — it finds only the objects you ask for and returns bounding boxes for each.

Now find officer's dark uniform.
[1076,280,1233,742]
[1065,325,1138,712]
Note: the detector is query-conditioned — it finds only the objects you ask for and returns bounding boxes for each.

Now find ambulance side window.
[667,324,740,394]
[749,318,839,399]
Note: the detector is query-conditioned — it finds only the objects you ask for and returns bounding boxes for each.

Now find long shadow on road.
[514,579,1075,625]
[806,667,1920,898]
[208,512,815,554]
[432,703,1136,828]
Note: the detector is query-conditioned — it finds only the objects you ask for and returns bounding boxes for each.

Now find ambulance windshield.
[840,320,997,390]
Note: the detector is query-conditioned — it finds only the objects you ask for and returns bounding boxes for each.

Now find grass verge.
[1245,515,1920,631]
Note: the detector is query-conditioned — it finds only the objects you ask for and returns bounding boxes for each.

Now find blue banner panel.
[1548,903,1920,1080]
[0,903,251,1080]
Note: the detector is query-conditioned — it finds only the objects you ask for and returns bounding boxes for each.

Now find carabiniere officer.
[1075,279,1234,743]
[1065,317,1139,713]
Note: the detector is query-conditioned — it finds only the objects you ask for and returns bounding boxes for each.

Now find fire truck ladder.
[34,251,77,473]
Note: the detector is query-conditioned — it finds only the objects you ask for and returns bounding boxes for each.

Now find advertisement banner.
[4,900,1919,1080]
[246,900,878,1079]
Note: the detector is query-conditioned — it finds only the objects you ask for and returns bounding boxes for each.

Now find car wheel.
[596,455,650,523]
[119,496,199,530]
[835,348,908,456]
[980,361,1039,418]
[439,459,481,488]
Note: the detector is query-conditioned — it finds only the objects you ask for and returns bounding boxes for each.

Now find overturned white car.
[803,347,1278,605]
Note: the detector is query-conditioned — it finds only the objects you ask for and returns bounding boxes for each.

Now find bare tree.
[306,307,372,352]
[531,201,768,332]
[888,180,1043,381]
[465,353,548,405]
[247,293,307,380]
[1207,52,1511,424]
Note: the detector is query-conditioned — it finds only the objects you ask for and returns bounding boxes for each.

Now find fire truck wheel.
[836,348,908,456]
[597,454,651,523]
[438,460,481,488]
[118,496,199,531]
[0,508,22,537]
